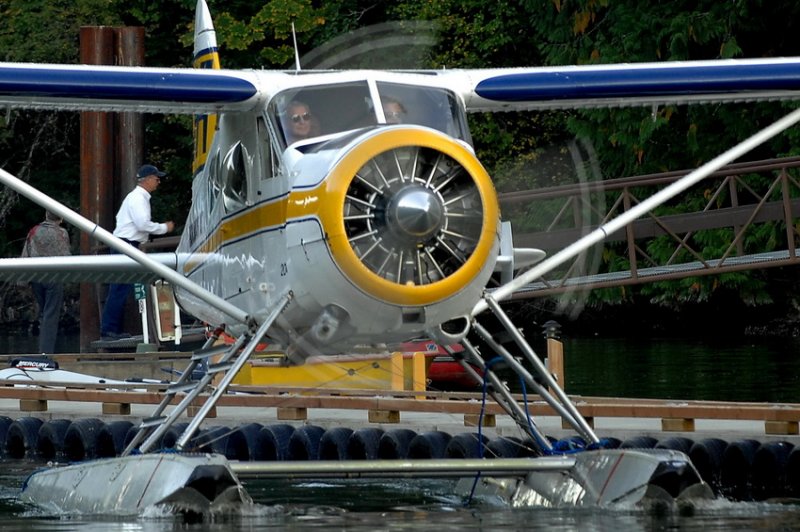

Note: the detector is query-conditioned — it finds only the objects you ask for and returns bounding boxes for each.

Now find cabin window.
[256,116,276,180]
[376,82,471,144]
[207,150,221,213]
[271,81,376,146]
[221,142,248,213]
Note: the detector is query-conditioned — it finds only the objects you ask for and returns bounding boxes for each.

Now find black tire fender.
[0,416,14,458]
[346,428,384,460]
[225,423,263,461]
[96,420,134,458]
[319,427,354,460]
[619,435,658,449]
[688,438,728,494]
[64,418,107,462]
[6,417,44,459]
[720,439,761,501]
[655,436,695,454]
[445,432,490,459]
[408,431,452,459]
[160,422,190,450]
[787,446,800,498]
[254,424,296,461]
[751,440,795,501]
[378,429,418,459]
[193,425,231,454]
[36,418,72,462]
[486,436,523,458]
[289,425,326,460]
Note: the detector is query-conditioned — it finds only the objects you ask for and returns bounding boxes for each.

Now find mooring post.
[543,320,564,394]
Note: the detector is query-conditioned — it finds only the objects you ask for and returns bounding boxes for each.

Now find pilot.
[286,100,315,142]
[382,98,407,124]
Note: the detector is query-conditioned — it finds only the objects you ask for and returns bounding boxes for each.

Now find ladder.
[122,293,291,456]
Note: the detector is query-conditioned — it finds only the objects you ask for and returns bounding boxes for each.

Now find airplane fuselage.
[173,73,500,357]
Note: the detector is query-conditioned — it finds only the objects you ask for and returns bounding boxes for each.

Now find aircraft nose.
[388,185,444,241]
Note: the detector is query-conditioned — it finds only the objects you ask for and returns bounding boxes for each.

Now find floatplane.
[1,0,800,517]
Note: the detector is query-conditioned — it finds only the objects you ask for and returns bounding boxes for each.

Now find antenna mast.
[292,22,301,71]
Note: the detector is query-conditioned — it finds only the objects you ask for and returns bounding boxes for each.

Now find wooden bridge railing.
[500,156,800,298]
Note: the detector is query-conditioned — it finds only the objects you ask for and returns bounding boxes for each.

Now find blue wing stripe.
[476,63,800,101]
[0,66,256,103]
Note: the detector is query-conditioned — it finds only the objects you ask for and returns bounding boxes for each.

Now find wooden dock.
[0,379,798,436]
[1,351,798,438]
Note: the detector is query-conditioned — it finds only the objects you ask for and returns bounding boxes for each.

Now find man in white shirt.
[100,164,175,340]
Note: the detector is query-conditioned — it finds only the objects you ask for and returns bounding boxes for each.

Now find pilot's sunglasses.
[386,111,404,118]
[291,112,311,123]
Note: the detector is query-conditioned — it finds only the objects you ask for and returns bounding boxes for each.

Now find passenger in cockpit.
[285,100,317,143]
[382,97,407,124]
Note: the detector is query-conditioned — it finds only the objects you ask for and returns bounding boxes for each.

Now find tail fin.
[192,0,220,176]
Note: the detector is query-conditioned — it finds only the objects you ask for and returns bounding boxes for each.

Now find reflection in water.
[558,336,800,403]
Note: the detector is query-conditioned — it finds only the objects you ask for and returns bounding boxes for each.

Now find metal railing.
[500,156,800,298]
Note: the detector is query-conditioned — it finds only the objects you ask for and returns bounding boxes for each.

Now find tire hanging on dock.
[688,438,728,495]
[378,429,418,459]
[751,441,795,501]
[36,418,72,462]
[5,417,43,459]
[486,436,524,458]
[224,422,263,461]
[787,446,800,498]
[720,439,761,501]
[64,418,107,462]
[288,425,325,460]
[408,431,452,459]
[194,425,231,454]
[655,436,695,455]
[96,420,134,458]
[319,427,354,460]
[160,422,190,450]
[346,428,384,460]
[0,416,13,457]
[619,436,658,449]
[445,432,491,459]
[254,424,296,461]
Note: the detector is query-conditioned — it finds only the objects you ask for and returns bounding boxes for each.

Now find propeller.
[344,144,484,286]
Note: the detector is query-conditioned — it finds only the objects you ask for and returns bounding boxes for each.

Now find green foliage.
[1,0,799,314]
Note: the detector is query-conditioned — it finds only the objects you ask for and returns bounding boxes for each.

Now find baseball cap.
[136,164,167,179]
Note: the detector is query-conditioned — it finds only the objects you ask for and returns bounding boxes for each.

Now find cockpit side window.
[270,82,376,146]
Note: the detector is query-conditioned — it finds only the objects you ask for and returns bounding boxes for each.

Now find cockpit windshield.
[270,80,470,147]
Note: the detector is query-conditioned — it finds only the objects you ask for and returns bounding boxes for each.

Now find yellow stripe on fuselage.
[182,194,289,273]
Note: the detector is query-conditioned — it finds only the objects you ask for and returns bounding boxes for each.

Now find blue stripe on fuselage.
[0,66,256,103]
[475,63,800,101]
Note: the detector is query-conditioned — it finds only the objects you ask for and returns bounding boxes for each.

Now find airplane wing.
[0,253,177,284]
[0,57,799,115]
[441,58,800,111]
[0,63,264,114]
